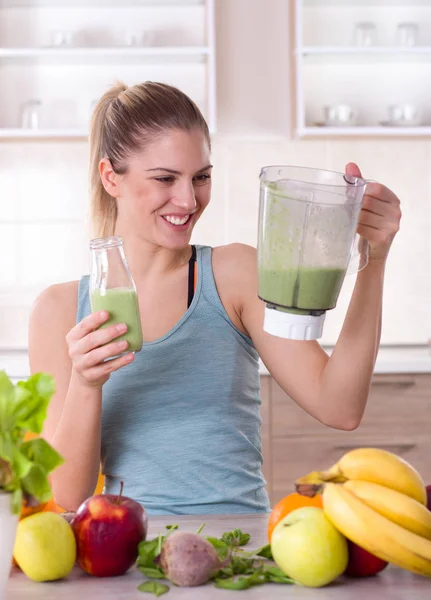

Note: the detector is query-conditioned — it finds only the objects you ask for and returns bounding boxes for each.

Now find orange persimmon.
[268,492,323,542]
[20,496,62,520]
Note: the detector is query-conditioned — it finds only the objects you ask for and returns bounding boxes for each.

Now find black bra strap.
[187,245,197,309]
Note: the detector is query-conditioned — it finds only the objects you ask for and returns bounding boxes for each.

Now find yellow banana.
[296,447,426,505]
[323,482,431,577]
[344,479,431,540]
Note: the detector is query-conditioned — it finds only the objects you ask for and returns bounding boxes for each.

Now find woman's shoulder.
[212,242,257,263]
[30,280,80,330]
[33,280,80,307]
[211,243,258,312]
[212,243,257,279]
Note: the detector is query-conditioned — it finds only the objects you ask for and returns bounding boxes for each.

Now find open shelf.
[300,126,431,137]
[294,0,431,138]
[0,46,210,61]
[298,46,431,56]
[303,0,431,6]
[0,0,204,7]
[0,0,216,136]
[0,128,88,139]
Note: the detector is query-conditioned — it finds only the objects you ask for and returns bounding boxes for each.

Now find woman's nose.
[172,182,197,211]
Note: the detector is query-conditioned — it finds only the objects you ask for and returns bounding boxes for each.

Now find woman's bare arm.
[29,282,134,510]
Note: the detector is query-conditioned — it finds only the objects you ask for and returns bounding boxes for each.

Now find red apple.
[344,539,388,577]
[426,485,431,511]
[72,482,148,577]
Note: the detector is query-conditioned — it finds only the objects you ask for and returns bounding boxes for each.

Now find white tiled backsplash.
[1,136,431,353]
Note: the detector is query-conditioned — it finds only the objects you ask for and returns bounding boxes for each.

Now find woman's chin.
[158,232,193,250]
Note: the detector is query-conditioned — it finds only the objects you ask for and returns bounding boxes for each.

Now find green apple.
[271,506,348,587]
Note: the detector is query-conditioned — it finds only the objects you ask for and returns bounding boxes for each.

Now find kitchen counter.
[6,514,431,599]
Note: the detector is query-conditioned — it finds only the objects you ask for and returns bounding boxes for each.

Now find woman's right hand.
[66,311,135,388]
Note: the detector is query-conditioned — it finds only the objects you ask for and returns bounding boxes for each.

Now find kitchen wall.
[1,0,430,367]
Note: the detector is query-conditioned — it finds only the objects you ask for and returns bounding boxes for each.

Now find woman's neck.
[114,230,192,280]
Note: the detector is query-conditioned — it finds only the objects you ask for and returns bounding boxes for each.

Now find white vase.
[0,493,19,600]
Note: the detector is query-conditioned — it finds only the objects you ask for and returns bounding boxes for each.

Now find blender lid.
[263,306,326,341]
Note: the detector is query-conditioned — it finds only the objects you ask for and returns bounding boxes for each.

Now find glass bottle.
[89,236,143,353]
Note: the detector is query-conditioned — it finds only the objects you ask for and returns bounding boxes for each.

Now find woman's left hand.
[346,162,402,262]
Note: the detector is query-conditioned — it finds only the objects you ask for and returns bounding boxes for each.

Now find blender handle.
[359,178,379,269]
[346,178,377,275]
[346,234,368,275]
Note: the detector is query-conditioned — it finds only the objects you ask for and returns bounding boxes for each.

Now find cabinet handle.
[372,377,415,388]
[334,443,416,454]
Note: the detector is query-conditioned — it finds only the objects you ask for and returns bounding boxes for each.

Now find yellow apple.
[14,512,76,582]
[271,506,348,587]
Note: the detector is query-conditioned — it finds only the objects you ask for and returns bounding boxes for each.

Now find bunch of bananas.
[295,447,431,577]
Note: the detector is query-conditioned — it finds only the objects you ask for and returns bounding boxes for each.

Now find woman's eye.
[193,174,211,184]
[155,174,211,185]
[155,176,175,183]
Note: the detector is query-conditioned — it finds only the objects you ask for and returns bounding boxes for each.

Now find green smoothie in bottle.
[90,287,143,353]
[89,236,143,354]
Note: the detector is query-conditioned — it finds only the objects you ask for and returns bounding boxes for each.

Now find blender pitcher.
[258,166,369,341]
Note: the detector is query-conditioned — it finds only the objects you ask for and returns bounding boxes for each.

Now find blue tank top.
[76,245,270,516]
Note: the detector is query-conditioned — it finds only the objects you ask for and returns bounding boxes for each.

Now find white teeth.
[164,215,189,226]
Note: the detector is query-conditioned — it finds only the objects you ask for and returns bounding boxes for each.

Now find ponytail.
[89,82,127,238]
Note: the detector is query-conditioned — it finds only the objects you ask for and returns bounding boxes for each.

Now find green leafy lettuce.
[0,371,64,514]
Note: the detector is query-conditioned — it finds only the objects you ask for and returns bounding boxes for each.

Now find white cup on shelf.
[395,23,418,47]
[20,100,42,129]
[50,30,74,47]
[323,104,358,127]
[124,30,140,47]
[123,30,156,47]
[387,104,422,126]
[354,22,377,47]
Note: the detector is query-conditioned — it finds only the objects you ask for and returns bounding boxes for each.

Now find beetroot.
[158,531,222,587]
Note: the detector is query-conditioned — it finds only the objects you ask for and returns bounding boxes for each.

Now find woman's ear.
[99,157,121,198]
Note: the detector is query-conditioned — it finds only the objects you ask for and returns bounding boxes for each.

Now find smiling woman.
[89,81,212,245]
[28,79,401,517]
[28,80,271,516]
[97,126,212,253]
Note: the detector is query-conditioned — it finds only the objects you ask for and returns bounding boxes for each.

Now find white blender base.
[264,306,326,341]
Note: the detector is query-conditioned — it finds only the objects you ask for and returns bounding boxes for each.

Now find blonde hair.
[89,81,211,238]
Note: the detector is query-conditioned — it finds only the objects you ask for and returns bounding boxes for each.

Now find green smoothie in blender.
[258,267,345,311]
[257,166,367,340]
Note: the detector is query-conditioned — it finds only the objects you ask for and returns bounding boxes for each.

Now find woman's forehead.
[130,129,211,170]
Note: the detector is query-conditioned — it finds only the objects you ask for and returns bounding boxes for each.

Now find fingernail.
[118,340,128,348]
[126,353,134,362]
[117,323,127,332]
[100,311,108,319]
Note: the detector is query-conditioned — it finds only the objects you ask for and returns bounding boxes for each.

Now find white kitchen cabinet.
[294,0,431,137]
[0,0,216,138]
